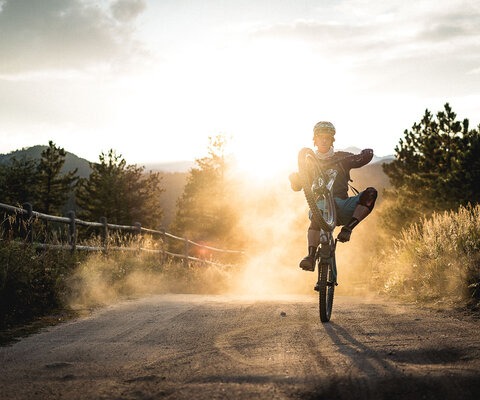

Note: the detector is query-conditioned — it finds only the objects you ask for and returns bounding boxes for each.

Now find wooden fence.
[0,202,244,267]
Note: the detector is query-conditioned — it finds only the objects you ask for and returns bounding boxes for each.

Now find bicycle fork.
[315,231,338,288]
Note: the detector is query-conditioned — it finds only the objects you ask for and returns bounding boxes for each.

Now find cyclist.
[289,121,378,271]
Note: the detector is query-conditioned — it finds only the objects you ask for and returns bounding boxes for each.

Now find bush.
[0,240,81,328]
[372,204,480,306]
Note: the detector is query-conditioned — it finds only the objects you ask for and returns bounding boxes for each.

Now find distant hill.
[350,160,392,201]
[144,160,195,173]
[0,146,197,175]
[158,172,188,228]
[0,145,92,178]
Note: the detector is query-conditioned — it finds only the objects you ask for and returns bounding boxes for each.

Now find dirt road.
[1,294,479,400]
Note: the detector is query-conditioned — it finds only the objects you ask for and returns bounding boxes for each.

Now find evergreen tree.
[454,122,480,204]
[0,156,39,206]
[76,150,164,227]
[36,141,78,214]
[171,135,241,249]
[381,103,480,230]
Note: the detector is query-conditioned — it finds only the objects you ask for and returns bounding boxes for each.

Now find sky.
[0,0,479,174]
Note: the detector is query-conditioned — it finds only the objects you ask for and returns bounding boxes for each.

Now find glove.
[337,226,352,243]
[289,172,302,192]
[360,148,374,163]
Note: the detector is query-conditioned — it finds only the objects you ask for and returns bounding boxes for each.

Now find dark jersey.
[318,150,373,199]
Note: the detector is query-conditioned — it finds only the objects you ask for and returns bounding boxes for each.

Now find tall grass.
[372,204,480,306]
[1,230,235,329]
[0,240,82,328]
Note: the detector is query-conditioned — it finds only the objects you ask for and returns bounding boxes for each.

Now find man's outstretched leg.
[337,187,377,242]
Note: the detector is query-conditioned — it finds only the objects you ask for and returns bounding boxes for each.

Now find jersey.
[317,150,373,199]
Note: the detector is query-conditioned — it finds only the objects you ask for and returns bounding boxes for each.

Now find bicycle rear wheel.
[318,261,335,322]
[297,148,336,232]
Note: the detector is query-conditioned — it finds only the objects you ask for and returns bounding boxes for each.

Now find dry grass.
[372,204,480,306]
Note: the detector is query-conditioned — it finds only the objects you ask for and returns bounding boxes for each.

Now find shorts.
[309,192,362,227]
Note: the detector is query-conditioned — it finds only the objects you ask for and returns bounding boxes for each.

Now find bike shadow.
[321,321,398,376]
[306,321,480,400]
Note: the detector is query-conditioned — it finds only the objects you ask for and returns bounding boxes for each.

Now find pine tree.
[0,156,39,206]
[36,141,78,214]
[381,103,480,230]
[76,150,164,227]
[171,135,240,248]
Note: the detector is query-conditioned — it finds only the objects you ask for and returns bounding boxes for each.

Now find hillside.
[350,161,392,201]
[341,147,393,200]
[0,145,92,178]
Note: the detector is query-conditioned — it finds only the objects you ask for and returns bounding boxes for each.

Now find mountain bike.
[297,148,351,322]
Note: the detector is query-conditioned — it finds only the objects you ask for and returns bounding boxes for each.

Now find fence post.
[184,238,189,268]
[100,217,108,253]
[134,222,141,252]
[160,227,166,264]
[68,210,76,253]
[21,203,33,243]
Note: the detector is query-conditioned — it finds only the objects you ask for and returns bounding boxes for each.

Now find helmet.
[313,121,335,138]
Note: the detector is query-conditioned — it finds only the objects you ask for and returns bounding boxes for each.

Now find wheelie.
[289,121,378,322]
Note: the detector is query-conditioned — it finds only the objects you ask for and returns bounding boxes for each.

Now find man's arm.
[347,149,374,168]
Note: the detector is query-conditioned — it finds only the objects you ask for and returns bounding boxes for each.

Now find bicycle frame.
[317,229,338,284]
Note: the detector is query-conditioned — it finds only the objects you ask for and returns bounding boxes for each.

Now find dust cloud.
[229,175,314,296]
[229,170,381,298]
[66,172,379,310]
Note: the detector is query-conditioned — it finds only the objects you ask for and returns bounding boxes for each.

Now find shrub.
[0,240,81,328]
[372,204,480,306]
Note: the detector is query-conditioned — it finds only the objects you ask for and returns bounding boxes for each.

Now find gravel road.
[1,294,479,400]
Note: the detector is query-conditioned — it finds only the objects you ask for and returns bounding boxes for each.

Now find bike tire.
[297,148,336,232]
[318,262,335,322]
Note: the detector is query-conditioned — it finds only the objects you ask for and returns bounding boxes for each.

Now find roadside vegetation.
[0,241,83,330]
[369,103,480,308]
[371,204,480,307]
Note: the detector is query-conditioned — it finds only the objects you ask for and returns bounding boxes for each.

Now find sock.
[344,217,359,231]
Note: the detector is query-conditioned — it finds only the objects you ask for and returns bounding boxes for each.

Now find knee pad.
[359,187,378,211]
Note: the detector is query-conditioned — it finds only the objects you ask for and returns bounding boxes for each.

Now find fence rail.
[0,202,244,266]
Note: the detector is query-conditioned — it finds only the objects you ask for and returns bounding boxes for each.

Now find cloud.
[414,6,480,42]
[111,0,146,22]
[468,67,480,75]
[0,0,147,75]
[253,1,480,54]
[249,0,480,95]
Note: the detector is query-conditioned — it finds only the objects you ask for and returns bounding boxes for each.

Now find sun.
[230,138,298,183]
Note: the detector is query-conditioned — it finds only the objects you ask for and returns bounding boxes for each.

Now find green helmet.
[313,121,336,138]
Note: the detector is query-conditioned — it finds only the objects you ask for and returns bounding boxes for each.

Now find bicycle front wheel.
[297,148,336,232]
[318,262,335,322]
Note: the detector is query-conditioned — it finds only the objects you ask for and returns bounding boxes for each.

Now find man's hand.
[289,172,302,192]
[360,148,374,163]
[361,148,373,156]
